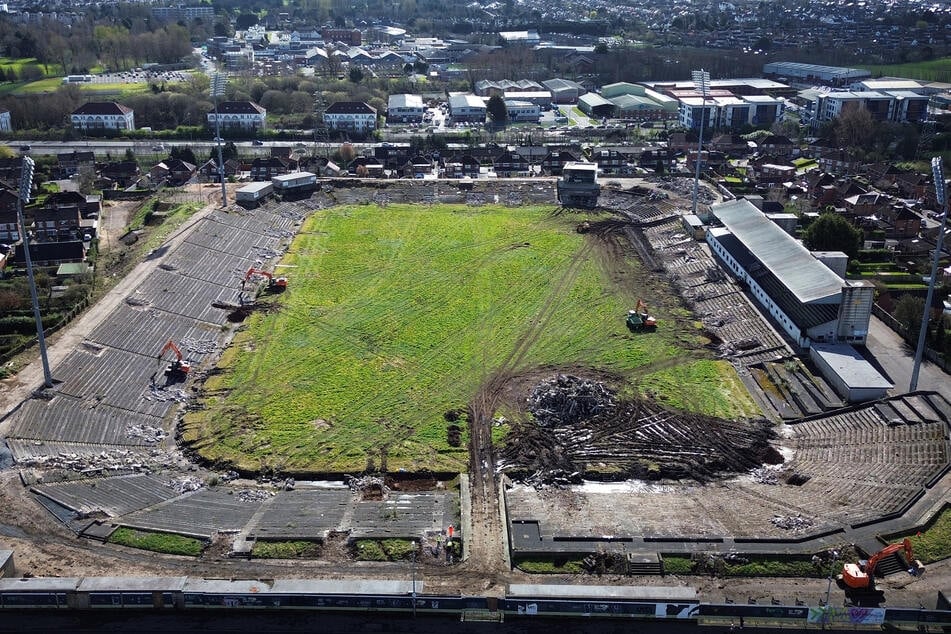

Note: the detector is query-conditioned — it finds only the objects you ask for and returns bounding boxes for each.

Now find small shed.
[682,214,705,240]
[809,344,893,403]
[0,550,13,578]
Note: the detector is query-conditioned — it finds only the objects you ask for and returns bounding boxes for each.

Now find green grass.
[638,359,761,419]
[252,540,321,558]
[663,554,838,577]
[860,57,951,82]
[185,203,753,474]
[354,539,417,561]
[108,527,204,556]
[662,555,694,575]
[12,78,151,96]
[901,505,951,563]
[514,557,587,574]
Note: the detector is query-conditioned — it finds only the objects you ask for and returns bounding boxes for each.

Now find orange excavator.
[841,538,924,589]
[243,266,288,291]
[157,339,191,379]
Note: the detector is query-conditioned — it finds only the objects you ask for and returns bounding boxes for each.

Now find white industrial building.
[386,94,425,123]
[447,94,486,123]
[707,199,875,349]
[504,100,541,122]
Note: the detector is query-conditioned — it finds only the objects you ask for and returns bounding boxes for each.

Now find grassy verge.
[108,527,204,556]
[514,557,587,574]
[252,540,321,559]
[354,539,417,561]
[900,505,951,563]
[663,554,838,577]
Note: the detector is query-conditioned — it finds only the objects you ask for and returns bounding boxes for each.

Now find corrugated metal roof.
[711,199,843,303]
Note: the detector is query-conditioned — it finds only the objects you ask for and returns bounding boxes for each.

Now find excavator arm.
[842,538,916,589]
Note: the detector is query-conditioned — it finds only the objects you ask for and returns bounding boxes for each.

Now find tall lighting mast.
[911,157,950,390]
[691,69,711,217]
[16,157,53,388]
[211,73,228,207]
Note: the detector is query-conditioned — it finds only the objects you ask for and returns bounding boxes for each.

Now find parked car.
[19,145,31,152]
[252,139,264,146]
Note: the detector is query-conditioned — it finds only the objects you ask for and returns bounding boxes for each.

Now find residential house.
[348,156,385,177]
[250,156,296,181]
[56,151,96,179]
[493,150,529,177]
[639,147,675,173]
[591,147,638,175]
[308,156,342,177]
[881,204,921,239]
[13,241,86,266]
[541,149,581,176]
[374,144,413,169]
[199,158,241,181]
[321,28,361,46]
[323,102,378,136]
[843,192,890,218]
[98,161,141,188]
[442,155,480,179]
[150,159,197,186]
[71,102,135,132]
[33,201,82,242]
[759,135,797,159]
[208,101,267,133]
[0,189,20,243]
[708,134,750,156]
[399,155,434,178]
[0,157,25,183]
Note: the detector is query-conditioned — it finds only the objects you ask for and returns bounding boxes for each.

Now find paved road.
[864,315,950,400]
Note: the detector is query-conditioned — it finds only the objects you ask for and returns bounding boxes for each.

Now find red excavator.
[157,339,191,379]
[841,538,924,589]
[243,267,287,290]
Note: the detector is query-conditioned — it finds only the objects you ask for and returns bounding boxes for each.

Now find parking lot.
[91,69,190,84]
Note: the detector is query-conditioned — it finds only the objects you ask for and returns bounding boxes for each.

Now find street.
[864,315,950,400]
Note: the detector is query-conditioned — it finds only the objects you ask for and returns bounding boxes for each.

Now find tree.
[348,67,364,83]
[894,294,926,338]
[801,213,863,262]
[486,94,507,124]
[594,42,609,54]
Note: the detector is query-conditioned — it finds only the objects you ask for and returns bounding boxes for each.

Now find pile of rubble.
[502,380,779,483]
[145,384,188,403]
[126,422,167,444]
[181,338,218,355]
[749,465,782,485]
[167,476,204,493]
[17,449,159,473]
[527,374,617,427]
[235,488,274,503]
[346,474,389,499]
[770,515,815,531]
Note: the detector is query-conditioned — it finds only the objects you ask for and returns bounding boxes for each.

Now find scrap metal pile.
[499,374,779,483]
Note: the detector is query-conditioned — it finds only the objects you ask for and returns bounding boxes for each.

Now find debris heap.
[501,375,780,483]
[527,374,617,427]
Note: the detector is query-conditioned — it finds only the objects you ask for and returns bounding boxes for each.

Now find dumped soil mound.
[499,374,778,483]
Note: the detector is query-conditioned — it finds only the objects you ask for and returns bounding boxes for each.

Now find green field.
[184,203,756,474]
[861,57,951,82]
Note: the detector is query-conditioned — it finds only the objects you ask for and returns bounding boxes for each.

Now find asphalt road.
[864,315,950,400]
